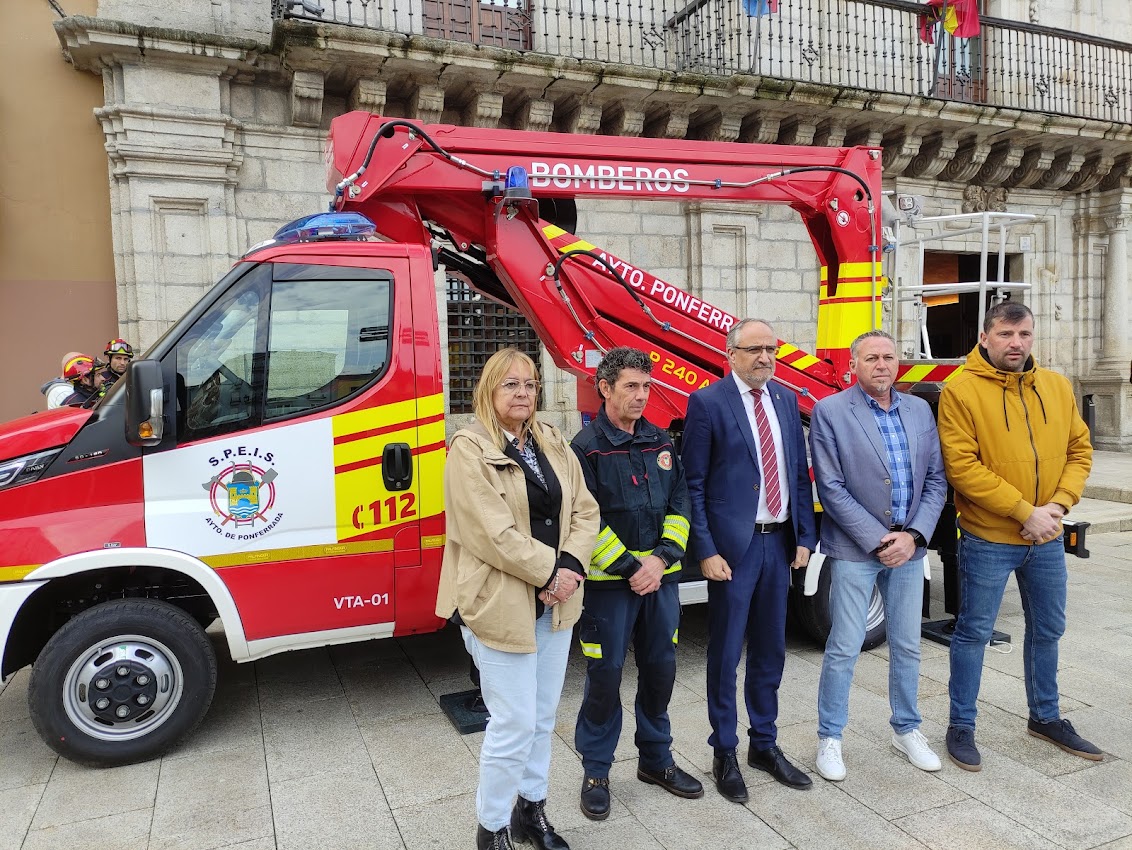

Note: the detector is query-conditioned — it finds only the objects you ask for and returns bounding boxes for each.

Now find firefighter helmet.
[63,355,96,383]
[104,338,134,359]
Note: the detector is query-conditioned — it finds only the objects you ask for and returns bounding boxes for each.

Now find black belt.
[755,520,789,534]
[890,523,904,531]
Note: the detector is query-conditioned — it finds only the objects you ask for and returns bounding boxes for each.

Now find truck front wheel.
[28,599,217,767]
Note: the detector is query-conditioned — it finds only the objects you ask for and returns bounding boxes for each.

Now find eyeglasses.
[499,380,540,395]
[731,345,780,356]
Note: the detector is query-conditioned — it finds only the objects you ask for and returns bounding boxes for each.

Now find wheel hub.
[86,659,160,725]
[63,635,184,742]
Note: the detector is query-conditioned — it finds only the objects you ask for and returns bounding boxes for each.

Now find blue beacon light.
[504,166,532,200]
[272,212,377,243]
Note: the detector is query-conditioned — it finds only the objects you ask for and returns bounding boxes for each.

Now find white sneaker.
[892,729,942,772]
[816,737,846,781]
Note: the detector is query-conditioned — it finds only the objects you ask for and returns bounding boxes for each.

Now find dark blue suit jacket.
[682,375,817,566]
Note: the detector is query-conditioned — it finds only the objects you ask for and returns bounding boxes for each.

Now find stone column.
[1099,214,1130,368]
[1079,192,1132,451]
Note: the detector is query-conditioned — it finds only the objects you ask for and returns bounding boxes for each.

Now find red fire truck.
[0,114,954,766]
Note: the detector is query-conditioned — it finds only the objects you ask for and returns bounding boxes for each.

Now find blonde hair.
[472,347,544,453]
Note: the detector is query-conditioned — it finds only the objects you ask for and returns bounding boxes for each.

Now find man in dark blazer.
[810,330,947,783]
[682,318,818,803]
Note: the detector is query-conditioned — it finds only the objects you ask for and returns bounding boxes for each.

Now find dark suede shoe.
[1027,717,1103,761]
[579,776,610,821]
[946,726,982,771]
[477,824,515,850]
[636,763,705,799]
[747,745,812,790]
[510,797,569,850]
[712,749,748,803]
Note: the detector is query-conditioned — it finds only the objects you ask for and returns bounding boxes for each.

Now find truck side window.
[264,265,393,420]
[175,264,270,444]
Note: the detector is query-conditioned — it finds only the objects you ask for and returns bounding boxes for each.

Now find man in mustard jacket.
[938,301,1099,771]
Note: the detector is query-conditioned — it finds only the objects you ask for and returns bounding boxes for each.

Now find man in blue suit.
[682,318,818,802]
[809,330,946,782]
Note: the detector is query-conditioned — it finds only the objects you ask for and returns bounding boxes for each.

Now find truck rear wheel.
[28,599,217,767]
[793,566,887,651]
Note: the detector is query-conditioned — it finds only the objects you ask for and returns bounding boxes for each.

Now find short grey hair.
[596,347,652,391]
[983,300,1033,333]
[849,330,895,359]
[725,318,775,349]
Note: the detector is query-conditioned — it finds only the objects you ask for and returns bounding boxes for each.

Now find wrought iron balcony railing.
[273,0,1132,125]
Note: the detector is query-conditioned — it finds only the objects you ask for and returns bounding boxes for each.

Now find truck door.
[142,254,432,644]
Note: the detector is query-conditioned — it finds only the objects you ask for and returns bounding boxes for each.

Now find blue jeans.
[949,531,1067,730]
[461,609,572,831]
[817,555,925,739]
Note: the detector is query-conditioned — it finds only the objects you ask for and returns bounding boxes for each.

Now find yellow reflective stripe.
[816,300,884,350]
[819,262,882,282]
[591,527,628,572]
[672,628,679,645]
[580,641,602,659]
[562,238,597,253]
[661,514,689,548]
[542,224,567,239]
[900,364,934,384]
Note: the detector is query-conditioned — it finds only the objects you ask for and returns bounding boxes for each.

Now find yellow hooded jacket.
[937,345,1092,545]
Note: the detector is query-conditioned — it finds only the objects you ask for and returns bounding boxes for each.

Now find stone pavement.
[0,459,1130,850]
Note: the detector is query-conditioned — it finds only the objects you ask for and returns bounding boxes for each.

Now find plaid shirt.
[865,392,913,526]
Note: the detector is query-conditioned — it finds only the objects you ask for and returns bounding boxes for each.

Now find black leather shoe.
[477,824,515,850]
[579,776,610,821]
[748,744,813,790]
[510,797,568,849]
[637,763,705,799]
[711,749,748,803]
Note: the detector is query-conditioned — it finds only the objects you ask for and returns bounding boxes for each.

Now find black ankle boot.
[510,797,569,850]
[476,824,515,850]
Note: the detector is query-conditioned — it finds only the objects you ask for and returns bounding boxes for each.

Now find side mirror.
[125,360,166,447]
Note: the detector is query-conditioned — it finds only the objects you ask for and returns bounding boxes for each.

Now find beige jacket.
[436,419,599,653]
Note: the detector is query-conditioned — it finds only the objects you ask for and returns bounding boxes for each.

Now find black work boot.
[579,776,611,820]
[510,797,569,849]
[476,824,515,850]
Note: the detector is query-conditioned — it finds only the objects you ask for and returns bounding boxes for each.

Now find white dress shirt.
[732,371,789,523]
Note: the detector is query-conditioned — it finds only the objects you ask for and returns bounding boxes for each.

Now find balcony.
[273,0,1132,124]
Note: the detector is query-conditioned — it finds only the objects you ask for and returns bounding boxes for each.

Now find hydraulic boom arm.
[327,113,887,424]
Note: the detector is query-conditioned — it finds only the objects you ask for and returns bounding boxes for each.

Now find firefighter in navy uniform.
[571,347,703,821]
[99,338,134,390]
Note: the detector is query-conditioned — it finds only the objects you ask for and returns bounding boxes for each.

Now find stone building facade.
[42,0,1132,447]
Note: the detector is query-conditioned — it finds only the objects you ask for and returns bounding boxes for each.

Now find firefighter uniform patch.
[657,450,673,470]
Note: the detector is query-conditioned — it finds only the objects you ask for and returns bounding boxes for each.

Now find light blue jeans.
[949,531,1066,730]
[461,609,572,831]
[817,555,925,740]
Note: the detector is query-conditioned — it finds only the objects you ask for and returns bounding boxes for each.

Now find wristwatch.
[909,530,928,548]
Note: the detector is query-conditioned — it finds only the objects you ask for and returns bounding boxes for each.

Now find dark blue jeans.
[949,531,1067,731]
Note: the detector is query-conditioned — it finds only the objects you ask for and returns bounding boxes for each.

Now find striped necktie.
[752,388,783,518]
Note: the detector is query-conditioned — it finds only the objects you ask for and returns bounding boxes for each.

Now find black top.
[503,437,585,617]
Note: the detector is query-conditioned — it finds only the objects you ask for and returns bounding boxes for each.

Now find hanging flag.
[743,0,779,16]
[918,0,981,44]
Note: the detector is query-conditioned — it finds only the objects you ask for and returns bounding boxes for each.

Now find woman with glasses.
[437,347,599,850]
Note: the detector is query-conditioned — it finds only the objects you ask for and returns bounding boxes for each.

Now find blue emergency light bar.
[272,212,377,243]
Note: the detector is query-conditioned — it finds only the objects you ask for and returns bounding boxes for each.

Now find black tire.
[27,598,217,767]
[793,562,887,651]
